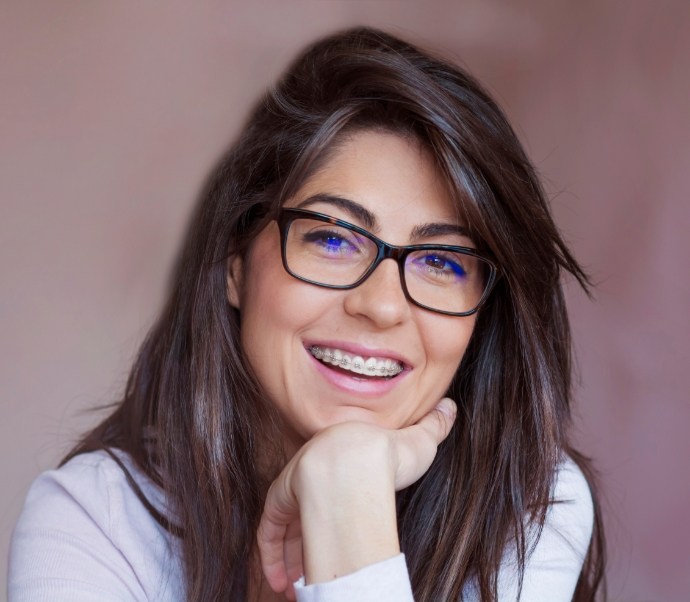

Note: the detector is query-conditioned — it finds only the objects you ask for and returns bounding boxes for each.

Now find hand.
[257,397,457,599]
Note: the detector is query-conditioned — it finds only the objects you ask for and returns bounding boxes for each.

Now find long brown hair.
[66,27,605,601]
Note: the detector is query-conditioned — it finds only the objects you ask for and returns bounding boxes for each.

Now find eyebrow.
[294,193,471,241]
[410,222,471,240]
[295,195,377,230]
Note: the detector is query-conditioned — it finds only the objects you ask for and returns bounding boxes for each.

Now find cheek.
[238,235,332,375]
[241,259,324,338]
[237,233,290,361]
[423,315,476,375]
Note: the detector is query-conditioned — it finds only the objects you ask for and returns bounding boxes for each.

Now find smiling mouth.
[309,346,404,378]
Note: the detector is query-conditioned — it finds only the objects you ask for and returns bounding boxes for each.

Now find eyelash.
[410,253,467,279]
[303,229,361,254]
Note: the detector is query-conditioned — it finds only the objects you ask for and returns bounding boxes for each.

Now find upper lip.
[304,339,412,368]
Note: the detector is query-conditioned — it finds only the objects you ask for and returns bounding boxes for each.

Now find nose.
[342,258,411,328]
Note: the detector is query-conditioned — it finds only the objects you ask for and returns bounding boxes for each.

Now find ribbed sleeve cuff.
[294,553,414,602]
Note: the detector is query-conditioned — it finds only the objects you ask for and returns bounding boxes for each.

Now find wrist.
[295,431,400,583]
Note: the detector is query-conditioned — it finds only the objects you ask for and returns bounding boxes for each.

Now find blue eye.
[324,234,346,249]
[302,228,359,256]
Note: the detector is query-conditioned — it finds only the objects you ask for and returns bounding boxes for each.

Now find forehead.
[285,130,462,240]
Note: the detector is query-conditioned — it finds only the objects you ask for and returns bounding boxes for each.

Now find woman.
[9,27,605,601]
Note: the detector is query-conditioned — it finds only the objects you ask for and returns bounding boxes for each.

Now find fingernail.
[436,397,456,418]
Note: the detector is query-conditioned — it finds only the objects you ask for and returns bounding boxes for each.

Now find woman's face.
[228,131,477,449]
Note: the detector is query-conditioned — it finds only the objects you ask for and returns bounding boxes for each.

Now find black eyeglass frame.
[276,208,499,317]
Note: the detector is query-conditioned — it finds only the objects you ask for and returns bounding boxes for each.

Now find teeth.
[376,359,387,376]
[310,346,404,377]
[363,357,375,376]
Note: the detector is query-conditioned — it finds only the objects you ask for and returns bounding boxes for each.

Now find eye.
[422,253,466,277]
[407,250,469,283]
[302,227,362,256]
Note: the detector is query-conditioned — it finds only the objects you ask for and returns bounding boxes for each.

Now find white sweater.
[8,450,593,601]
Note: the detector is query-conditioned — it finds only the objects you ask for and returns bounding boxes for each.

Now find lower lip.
[306,349,408,397]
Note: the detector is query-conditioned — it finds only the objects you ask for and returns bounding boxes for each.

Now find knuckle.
[305,422,394,473]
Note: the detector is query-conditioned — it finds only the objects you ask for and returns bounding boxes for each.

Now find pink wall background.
[2,2,688,600]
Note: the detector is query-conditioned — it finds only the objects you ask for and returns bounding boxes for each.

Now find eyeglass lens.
[284,217,491,314]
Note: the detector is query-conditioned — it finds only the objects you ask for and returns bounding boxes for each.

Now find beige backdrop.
[2,2,689,600]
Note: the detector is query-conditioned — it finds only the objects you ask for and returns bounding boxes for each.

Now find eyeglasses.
[276,208,498,316]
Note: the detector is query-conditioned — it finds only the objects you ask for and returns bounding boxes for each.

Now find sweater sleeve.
[294,553,414,602]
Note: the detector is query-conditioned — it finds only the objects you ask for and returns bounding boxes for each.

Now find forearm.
[257,401,456,598]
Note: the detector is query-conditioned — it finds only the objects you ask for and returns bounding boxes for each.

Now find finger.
[257,476,300,593]
[257,514,288,593]
[283,519,303,602]
[393,397,457,490]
